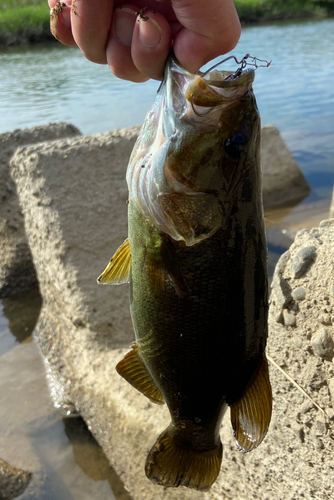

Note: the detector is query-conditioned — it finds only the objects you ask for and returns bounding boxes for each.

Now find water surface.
[0,289,132,500]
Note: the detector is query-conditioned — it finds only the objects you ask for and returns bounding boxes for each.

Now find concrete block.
[261,125,311,209]
[0,123,81,297]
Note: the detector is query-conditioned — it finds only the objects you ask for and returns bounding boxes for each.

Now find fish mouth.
[164,55,256,124]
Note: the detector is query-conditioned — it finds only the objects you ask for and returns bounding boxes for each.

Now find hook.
[202,54,271,79]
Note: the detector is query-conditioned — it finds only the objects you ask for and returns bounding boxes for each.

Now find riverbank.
[0,0,333,47]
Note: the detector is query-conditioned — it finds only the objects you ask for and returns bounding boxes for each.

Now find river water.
[0,18,333,500]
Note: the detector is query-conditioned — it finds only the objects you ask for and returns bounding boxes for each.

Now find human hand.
[49,0,241,82]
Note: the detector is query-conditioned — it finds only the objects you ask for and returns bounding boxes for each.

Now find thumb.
[170,0,241,73]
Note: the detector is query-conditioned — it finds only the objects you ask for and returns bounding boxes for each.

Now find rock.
[283,310,296,327]
[311,328,334,360]
[0,123,81,298]
[261,125,311,209]
[291,287,306,302]
[291,246,317,278]
[10,124,334,500]
[0,458,32,500]
[267,218,334,498]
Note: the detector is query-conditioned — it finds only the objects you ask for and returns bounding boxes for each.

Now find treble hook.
[202,54,271,78]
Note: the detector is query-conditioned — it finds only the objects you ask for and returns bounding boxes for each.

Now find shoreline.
[0,8,332,49]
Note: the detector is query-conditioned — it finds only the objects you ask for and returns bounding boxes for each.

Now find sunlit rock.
[0,123,81,297]
[261,125,311,208]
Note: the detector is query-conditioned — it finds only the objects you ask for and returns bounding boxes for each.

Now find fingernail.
[138,16,162,48]
[61,5,71,27]
[114,7,136,46]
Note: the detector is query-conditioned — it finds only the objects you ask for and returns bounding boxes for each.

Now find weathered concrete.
[0,123,81,298]
[261,125,311,209]
[11,127,333,500]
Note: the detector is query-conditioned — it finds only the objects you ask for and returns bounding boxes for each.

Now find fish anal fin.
[145,427,222,491]
[97,238,131,285]
[116,343,164,405]
[230,356,272,453]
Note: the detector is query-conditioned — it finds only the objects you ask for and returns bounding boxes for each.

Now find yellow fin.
[145,427,222,491]
[116,343,164,405]
[97,238,131,285]
[230,356,272,452]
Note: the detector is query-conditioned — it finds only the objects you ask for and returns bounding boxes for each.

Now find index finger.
[70,0,114,64]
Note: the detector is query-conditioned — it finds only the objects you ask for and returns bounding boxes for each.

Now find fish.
[98,53,272,491]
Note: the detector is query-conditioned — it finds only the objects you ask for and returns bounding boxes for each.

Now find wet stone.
[291,246,317,279]
[311,328,334,359]
[291,287,306,302]
[0,458,32,500]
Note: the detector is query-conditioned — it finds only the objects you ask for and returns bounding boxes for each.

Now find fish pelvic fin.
[116,343,165,405]
[230,356,272,452]
[145,427,222,491]
[97,238,131,285]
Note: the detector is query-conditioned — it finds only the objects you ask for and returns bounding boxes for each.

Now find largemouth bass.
[98,54,272,491]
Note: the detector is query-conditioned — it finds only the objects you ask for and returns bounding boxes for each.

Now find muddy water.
[0,289,132,500]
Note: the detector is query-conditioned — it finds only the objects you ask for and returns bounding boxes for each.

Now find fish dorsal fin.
[116,343,165,405]
[230,356,272,452]
[97,238,131,285]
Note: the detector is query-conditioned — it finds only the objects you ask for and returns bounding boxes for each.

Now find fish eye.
[224,134,247,159]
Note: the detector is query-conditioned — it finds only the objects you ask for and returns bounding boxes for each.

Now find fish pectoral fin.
[147,238,188,298]
[230,356,272,452]
[97,238,131,285]
[116,343,165,405]
[145,426,222,491]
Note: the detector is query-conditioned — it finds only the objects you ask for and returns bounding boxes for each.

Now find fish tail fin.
[230,356,272,452]
[145,427,222,491]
